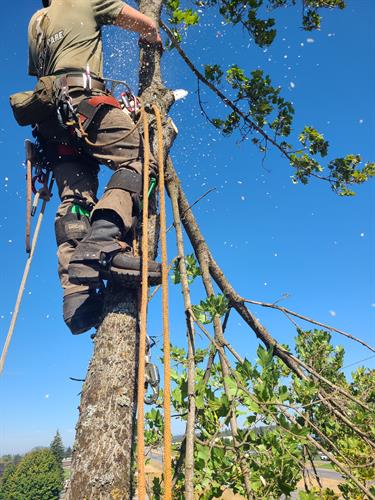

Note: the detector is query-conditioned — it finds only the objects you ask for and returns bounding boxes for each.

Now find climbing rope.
[136,107,150,500]
[152,104,172,500]
[136,104,172,499]
[0,174,54,375]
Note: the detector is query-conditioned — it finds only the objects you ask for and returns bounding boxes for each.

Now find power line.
[343,354,375,370]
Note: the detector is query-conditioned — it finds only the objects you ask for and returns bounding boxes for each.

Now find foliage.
[192,294,229,324]
[171,254,201,285]
[50,430,65,467]
[0,449,63,500]
[145,325,374,498]
[0,464,17,500]
[163,0,374,195]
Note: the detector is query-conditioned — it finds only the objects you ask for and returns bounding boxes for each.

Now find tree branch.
[242,297,375,353]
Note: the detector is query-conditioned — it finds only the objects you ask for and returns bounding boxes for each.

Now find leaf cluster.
[171,254,201,285]
[192,294,229,324]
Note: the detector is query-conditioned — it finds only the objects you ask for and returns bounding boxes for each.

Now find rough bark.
[65,290,139,500]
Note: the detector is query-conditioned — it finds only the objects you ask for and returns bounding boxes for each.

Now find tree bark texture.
[65,290,139,500]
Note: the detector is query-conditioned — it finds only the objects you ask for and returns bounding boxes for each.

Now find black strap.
[105,168,142,195]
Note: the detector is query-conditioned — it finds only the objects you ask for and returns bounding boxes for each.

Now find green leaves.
[164,0,199,27]
[0,450,63,500]
[302,0,345,31]
[163,0,372,195]
[192,294,229,324]
[212,67,295,140]
[298,126,329,157]
[171,254,201,285]
[164,0,199,47]
[288,129,374,195]
[328,156,375,196]
[204,64,224,84]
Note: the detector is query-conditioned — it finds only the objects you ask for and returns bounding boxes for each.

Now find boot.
[68,210,161,287]
[63,289,104,334]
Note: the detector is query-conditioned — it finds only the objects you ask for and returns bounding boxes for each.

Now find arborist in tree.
[13,0,163,334]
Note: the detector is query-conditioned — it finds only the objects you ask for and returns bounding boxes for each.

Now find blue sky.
[0,0,374,454]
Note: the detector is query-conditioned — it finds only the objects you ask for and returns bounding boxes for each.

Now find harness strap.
[77,95,121,131]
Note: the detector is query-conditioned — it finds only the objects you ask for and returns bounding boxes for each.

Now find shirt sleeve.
[28,17,38,77]
[28,48,38,77]
[91,0,125,27]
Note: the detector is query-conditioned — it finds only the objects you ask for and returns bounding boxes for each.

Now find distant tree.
[64,447,72,459]
[0,463,16,500]
[3,449,63,500]
[50,431,64,467]
[11,457,21,467]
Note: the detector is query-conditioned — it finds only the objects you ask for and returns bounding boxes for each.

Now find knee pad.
[105,168,142,196]
[105,168,143,220]
[55,206,91,247]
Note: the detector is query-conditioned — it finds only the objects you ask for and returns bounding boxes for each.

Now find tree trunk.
[65,290,139,500]
[66,1,175,498]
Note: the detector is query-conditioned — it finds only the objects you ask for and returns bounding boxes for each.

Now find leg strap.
[55,210,91,246]
[76,95,121,131]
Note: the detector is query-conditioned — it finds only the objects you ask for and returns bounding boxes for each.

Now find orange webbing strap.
[137,108,150,500]
[152,104,172,500]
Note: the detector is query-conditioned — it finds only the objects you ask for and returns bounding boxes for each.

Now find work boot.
[68,210,161,287]
[63,289,104,335]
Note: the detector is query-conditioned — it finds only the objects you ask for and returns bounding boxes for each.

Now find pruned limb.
[242,297,375,353]
[164,156,305,378]
[170,182,197,499]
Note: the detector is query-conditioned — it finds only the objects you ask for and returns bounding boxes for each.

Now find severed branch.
[242,297,375,353]
[193,251,255,499]
[209,333,374,499]
[164,156,374,495]
[170,182,197,500]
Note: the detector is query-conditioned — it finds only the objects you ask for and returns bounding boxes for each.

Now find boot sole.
[103,267,162,287]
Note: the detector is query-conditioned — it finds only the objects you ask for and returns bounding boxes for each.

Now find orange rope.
[137,107,150,500]
[152,104,172,500]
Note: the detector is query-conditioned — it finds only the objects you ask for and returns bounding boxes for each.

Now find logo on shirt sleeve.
[47,30,65,46]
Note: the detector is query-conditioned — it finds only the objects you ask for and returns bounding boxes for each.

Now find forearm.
[115,4,157,38]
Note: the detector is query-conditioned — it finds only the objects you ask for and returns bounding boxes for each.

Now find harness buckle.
[144,336,160,405]
[83,65,92,91]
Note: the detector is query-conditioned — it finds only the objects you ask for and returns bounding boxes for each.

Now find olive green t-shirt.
[28,0,124,78]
